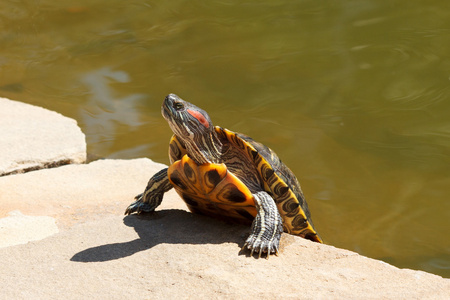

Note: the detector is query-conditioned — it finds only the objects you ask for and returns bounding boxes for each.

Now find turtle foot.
[242,234,280,259]
[124,193,158,215]
[125,168,171,215]
[243,191,283,258]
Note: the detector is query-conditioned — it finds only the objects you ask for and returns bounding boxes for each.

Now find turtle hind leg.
[125,168,173,215]
[242,191,283,258]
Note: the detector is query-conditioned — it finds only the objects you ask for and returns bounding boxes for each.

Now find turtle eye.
[173,102,184,111]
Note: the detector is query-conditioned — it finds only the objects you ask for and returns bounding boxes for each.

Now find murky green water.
[1,1,449,277]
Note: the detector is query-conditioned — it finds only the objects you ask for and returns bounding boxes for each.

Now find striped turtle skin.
[125,94,322,257]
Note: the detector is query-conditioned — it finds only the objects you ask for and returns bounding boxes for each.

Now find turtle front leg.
[243,191,283,258]
[125,168,173,215]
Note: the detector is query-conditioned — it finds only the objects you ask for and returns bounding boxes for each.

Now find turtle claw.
[241,242,248,252]
[242,242,263,258]
[125,194,159,215]
[242,236,279,259]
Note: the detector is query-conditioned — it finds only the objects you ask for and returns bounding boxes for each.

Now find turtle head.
[162,94,222,164]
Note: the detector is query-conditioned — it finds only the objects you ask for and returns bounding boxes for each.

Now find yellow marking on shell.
[215,126,322,243]
[169,135,188,164]
[260,159,322,243]
[217,127,258,152]
[168,154,257,221]
[197,161,228,195]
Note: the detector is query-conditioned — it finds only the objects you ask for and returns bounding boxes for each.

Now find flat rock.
[0,97,86,176]
[0,210,58,248]
[0,158,166,224]
[0,158,449,299]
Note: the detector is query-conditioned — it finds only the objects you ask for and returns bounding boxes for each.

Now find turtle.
[125,93,322,257]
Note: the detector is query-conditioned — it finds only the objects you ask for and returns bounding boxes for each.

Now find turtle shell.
[168,155,257,223]
[167,126,322,243]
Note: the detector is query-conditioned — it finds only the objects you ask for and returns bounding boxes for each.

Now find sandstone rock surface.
[0,210,58,248]
[0,98,86,176]
[0,158,449,299]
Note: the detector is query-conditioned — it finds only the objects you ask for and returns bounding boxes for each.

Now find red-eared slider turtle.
[125,94,322,257]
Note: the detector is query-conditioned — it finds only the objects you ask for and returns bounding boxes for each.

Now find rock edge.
[0,97,86,176]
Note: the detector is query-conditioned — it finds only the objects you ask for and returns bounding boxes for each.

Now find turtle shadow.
[71,209,250,263]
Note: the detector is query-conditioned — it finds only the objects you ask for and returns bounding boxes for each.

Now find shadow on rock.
[71,209,249,263]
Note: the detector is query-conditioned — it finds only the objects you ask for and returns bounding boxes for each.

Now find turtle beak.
[166,93,181,105]
[162,93,182,120]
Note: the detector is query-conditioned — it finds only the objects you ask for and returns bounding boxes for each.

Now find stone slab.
[0,158,166,225]
[0,158,448,299]
[0,97,86,176]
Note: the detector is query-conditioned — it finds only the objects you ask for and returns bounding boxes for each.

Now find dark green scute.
[291,214,308,230]
[282,199,301,217]
[169,138,186,163]
[183,161,196,183]
[169,170,187,190]
[205,169,222,187]
[219,184,248,203]
[263,167,274,181]
[235,131,313,221]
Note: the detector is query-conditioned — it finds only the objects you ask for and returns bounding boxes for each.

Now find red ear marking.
[187,109,210,128]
